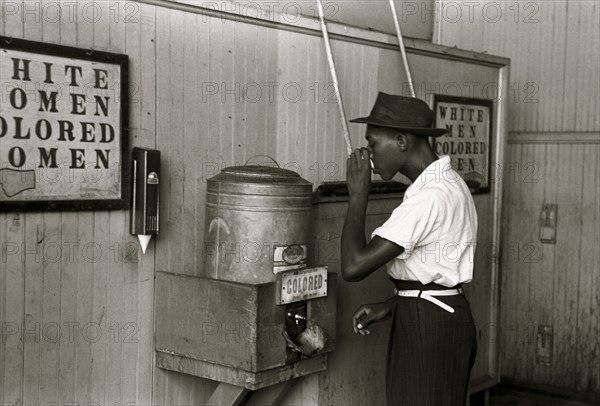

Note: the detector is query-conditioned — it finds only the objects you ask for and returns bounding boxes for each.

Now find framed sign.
[432,95,493,194]
[0,36,129,211]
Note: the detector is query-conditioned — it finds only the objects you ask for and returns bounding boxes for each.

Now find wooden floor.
[482,387,596,406]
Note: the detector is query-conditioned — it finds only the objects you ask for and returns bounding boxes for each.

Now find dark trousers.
[386,280,477,406]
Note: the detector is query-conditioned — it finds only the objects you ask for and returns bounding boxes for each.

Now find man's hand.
[352,298,395,335]
[346,148,371,202]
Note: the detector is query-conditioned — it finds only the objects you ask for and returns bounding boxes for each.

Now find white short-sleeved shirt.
[371,155,478,287]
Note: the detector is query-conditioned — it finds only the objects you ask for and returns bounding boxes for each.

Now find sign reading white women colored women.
[0,36,128,210]
[432,95,493,193]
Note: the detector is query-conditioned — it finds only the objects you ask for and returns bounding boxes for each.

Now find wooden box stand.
[155,271,337,391]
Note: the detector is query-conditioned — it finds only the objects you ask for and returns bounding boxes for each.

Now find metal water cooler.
[154,161,336,399]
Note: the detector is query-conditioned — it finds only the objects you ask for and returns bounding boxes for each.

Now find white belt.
[394,287,463,313]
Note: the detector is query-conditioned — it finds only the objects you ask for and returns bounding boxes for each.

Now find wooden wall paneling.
[239,22,261,163]
[220,16,235,166]
[1,0,22,37]
[300,37,315,184]
[550,144,568,386]
[525,144,547,382]
[436,0,600,135]
[74,213,93,403]
[21,4,41,405]
[520,144,538,382]
[118,5,141,404]
[251,23,267,157]
[108,0,125,54]
[206,14,223,172]
[94,0,110,51]
[1,5,24,405]
[590,5,600,131]
[566,145,585,390]
[537,0,552,132]
[265,26,280,159]
[231,19,248,166]
[68,4,98,396]
[57,210,78,403]
[90,213,110,403]
[154,5,172,277]
[576,1,599,132]
[532,144,558,385]
[23,214,42,404]
[376,47,403,96]
[324,38,340,179]
[306,35,322,180]
[292,27,310,179]
[512,4,526,133]
[570,1,599,133]
[334,40,349,168]
[577,144,597,391]
[241,23,259,164]
[193,10,211,277]
[168,9,186,275]
[42,0,60,43]
[2,212,25,404]
[511,5,542,133]
[500,144,522,379]
[511,143,530,382]
[119,147,140,400]
[553,145,583,389]
[106,210,124,406]
[182,11,199,276]
[39,2,64,399]
[134,4,157,403]
[105,5,126,406]
[592,144,600,391]
[550,1,568,133]
[140,3,158,151]
[344,41,357,158]
[562,2,579,132]
[282,373,318,405]
[0,0,4,36]
[527,1,542,132]
[89,8,111,403]
[277,29,297,167]
[311,33,328,185]
[197,12,222,280]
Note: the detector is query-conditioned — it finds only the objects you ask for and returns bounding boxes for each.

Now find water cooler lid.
[210,165,312,186]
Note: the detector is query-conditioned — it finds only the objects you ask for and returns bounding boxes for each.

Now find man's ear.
[396,133,409,151]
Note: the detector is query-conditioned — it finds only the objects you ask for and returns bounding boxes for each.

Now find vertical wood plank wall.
[438,0,600,394]
[0,1,502,404]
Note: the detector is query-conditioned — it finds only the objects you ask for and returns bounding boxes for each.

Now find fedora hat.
[350,92,447,137]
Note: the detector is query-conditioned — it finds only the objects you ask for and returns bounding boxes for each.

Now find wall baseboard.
[499,379,600,405]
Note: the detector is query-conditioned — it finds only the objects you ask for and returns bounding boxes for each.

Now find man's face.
[365,126,404,181]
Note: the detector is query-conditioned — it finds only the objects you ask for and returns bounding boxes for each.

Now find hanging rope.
[315,0,416,156]
[389,0,415,97]
[316,0,353,155]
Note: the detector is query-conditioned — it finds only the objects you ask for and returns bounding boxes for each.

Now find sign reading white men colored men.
[432,95,493,194]
[0,37,128,210]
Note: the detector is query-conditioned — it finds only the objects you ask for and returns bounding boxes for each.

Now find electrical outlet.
[539,204,557,244]
[536,325,553,365]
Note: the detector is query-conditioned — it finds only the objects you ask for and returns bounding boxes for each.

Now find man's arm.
[341,148,405,282]
[341,197,404,281]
